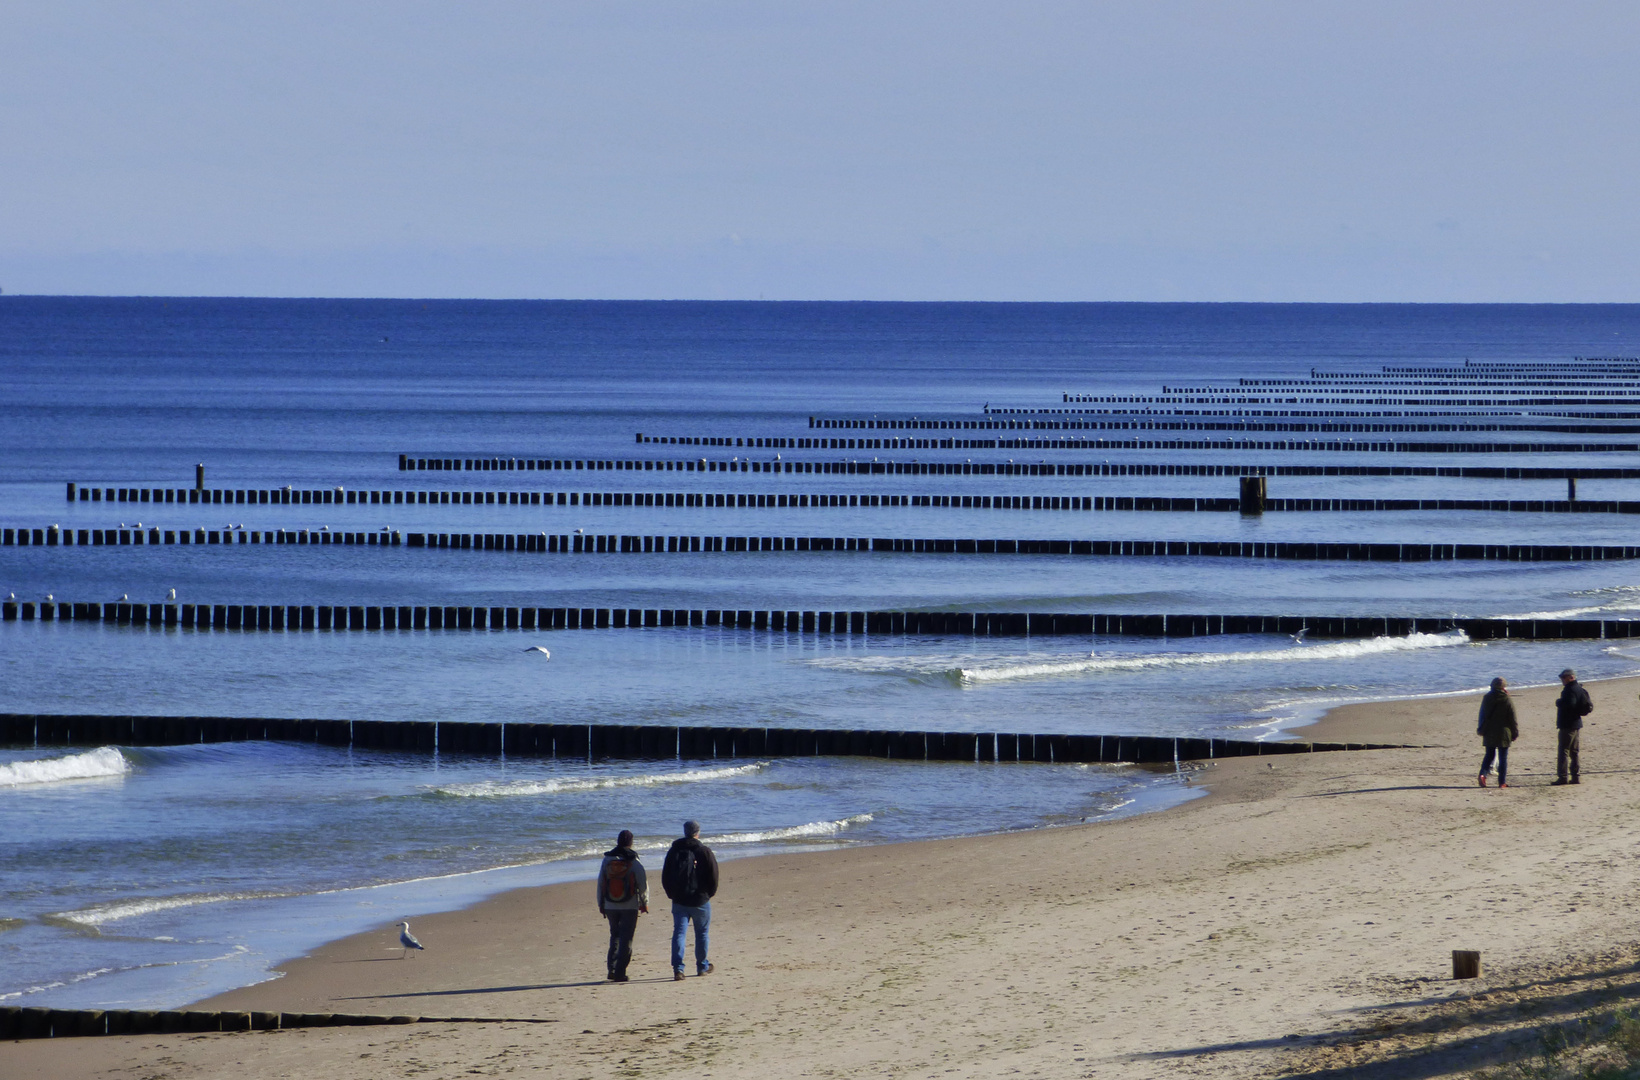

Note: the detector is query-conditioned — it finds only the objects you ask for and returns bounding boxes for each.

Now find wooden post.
[1239,476,1266,515]
[1452,950,1480,979]
[195,464,205,490]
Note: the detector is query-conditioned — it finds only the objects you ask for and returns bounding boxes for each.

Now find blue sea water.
[5,298,1640,1009]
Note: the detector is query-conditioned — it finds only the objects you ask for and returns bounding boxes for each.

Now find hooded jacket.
[1477,688,1518,748]
[1557,680,1592,731]
[596,846,648,913]
[661,836,719,908]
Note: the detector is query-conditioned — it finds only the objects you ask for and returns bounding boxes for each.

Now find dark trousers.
[1481,744,1509,785]
[1558,728,1581,780]
[605,909,638,976]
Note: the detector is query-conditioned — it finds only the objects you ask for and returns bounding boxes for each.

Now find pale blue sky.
[1,2,1635,300]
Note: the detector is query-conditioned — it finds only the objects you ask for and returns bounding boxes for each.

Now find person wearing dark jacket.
[1476,677,1518,788]
[595,829,648,982]
[661,820,719,981]
[1554,668,1593,785]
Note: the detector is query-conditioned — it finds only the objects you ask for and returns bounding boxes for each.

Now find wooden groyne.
[55,488,1640,515]
[0,1007,552,1040]
[11,526,1640,564]
[1,600,1631,641]
[0,713,1407,763]
[402,460,1640,480]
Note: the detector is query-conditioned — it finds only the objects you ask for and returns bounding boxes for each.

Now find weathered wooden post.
[1239,476,1266,515]
[1452,950,1480,980]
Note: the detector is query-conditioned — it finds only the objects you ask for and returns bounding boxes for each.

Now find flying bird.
[523,646,551,658]
[1290,627,1308,645]
[397,921,425,958]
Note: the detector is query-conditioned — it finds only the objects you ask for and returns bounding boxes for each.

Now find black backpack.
[664,844,698,900]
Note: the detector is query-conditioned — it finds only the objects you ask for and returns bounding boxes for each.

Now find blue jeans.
[1482,745,1509,785]
[671,903,710,972]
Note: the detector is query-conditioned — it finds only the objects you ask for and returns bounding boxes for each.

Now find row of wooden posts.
[397,460,1640,479]
[0,1007,544,1041]
[1,600,1633,642]
[0,713,1404,763]
[11,524,1640,563]
[51,483,1632,515]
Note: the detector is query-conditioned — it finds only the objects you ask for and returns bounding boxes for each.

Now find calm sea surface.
[4,299,1640,1008]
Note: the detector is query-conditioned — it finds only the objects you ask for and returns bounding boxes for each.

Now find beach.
[8,674,1638,1079]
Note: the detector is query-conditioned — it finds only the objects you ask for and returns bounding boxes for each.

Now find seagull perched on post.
[397,921,425,958]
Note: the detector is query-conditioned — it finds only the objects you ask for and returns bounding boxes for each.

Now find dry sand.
[9,675,1640,1080]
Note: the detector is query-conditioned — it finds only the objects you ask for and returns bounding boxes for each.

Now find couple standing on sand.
[1476,668,1593,788]
[595,820,720,983]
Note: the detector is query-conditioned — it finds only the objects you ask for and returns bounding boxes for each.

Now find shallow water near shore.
[5,299,1640,1009]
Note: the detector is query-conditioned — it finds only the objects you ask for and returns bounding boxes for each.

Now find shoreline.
[11,673,1640,1078]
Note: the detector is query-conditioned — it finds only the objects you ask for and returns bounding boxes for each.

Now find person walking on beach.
[1554,668,1593,785]
[1476,677,1518,788]
[597,829,648,982]
[662,820,719,982]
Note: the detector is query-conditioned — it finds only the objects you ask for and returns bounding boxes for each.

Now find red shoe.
[1478,774,1487,787]
[1498,782,1508,789]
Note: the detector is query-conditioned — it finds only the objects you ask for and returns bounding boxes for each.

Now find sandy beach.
[9,675,1640,1080]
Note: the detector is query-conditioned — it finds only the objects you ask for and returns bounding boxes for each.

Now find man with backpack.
[1553,668,1594,785]
[661,820,719,982]
[596,829,648,982]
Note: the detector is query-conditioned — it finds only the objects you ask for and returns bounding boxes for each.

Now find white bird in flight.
[1290,627,1308,645]
[523,646,551,658]
[397,921,425,958]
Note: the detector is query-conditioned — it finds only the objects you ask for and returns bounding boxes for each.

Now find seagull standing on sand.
[398,920,425,958]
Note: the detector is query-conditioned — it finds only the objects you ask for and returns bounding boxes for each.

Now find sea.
[4,299,1640,1009]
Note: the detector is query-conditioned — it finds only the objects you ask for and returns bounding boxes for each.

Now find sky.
[0,2,1635,301]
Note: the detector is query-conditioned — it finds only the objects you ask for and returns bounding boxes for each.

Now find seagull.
[1290,627,1308,645]
[44,594,53,602]
[116,593,128,601]
[398,921,425,958]
[167,589,176,600]
[523,646,551,658]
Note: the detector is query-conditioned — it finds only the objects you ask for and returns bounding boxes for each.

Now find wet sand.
[8,675,1640,1079]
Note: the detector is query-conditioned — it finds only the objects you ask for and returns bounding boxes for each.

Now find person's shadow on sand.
[336,980,631,999]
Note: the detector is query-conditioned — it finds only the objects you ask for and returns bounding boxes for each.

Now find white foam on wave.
[709,813,874,845]
[1492,605,1621,620]
[1495,586,1640,621]
[48,892,281,928]
[808,631,1471,685]
[0,747,129,788]
[432,761,768,798]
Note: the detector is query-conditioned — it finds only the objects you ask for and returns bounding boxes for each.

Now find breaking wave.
[806,631,1471,685]
[709,813,874,845]
[432,762,768,798]
[46,892,281,928]
[0,747,129,788]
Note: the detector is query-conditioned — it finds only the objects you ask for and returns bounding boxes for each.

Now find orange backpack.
[603,857,635,904]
